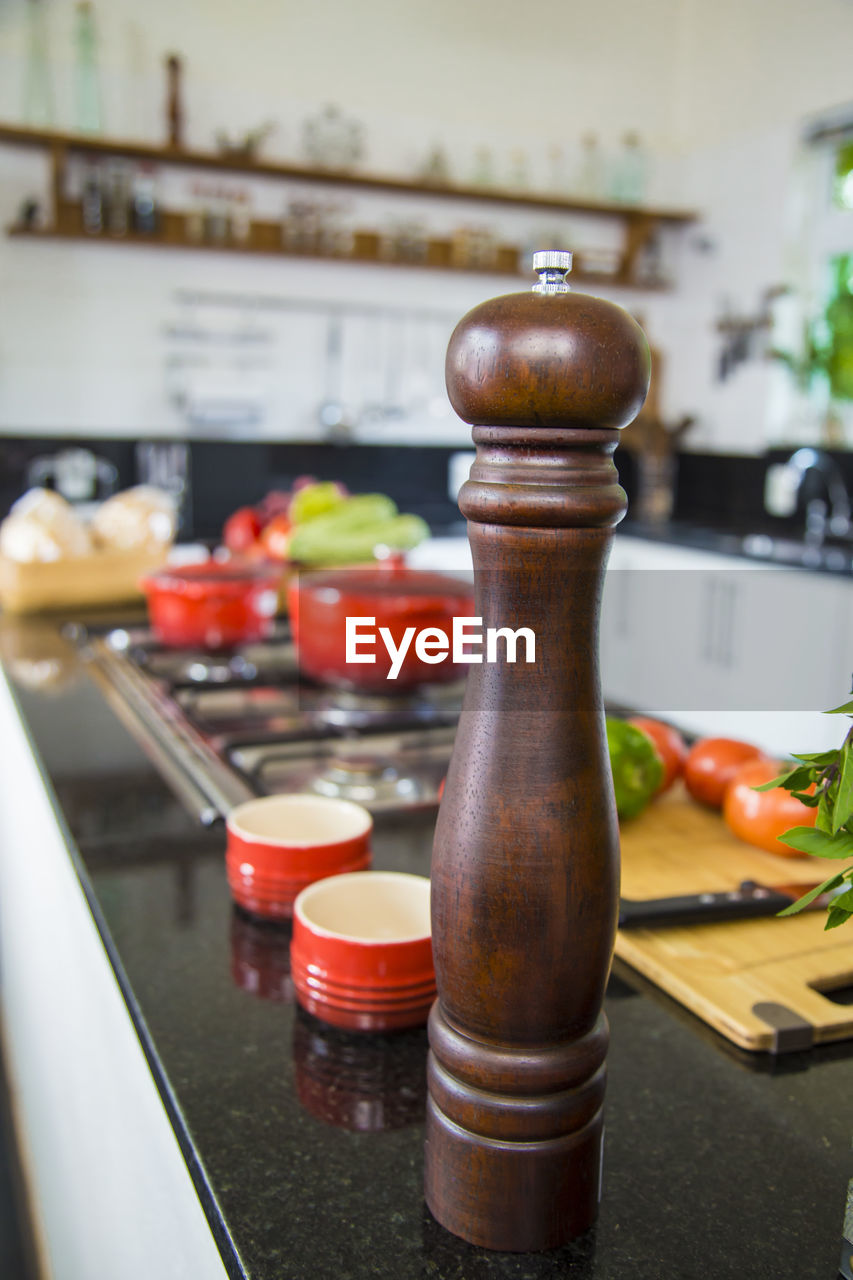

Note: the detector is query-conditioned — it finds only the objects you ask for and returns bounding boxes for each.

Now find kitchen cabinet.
[601,533,852,751]
[0,122,696,288]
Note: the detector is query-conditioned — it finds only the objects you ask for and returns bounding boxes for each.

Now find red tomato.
[223,506,263,553]
[683,737,766,809]
[628,717,688,793]
[723,757,815,857]
[241,539,272,563]
[259,513,293,561]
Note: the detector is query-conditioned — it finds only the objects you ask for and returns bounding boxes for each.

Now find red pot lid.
[143,557,282,596]
[295,561,473,600]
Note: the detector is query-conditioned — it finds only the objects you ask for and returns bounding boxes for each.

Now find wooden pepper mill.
[424,250,650,1251]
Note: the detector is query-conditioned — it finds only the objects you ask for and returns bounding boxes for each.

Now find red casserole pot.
[140,558,283,649]
[288,559,475,691]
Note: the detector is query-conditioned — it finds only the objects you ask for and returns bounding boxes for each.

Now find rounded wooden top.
[446,282,651,431]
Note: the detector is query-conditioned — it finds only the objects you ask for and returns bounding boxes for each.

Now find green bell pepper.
[606,717,664,821]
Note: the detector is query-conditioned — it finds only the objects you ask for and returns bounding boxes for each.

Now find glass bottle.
[23,0,55,127]
[610,132,648,205]
[104,161,130,236]
[470,146,495,188]
[507,149,530,191]
[132,165,159,235]
[574,133,604,201]
[81,160,103,234]
[73,2,103,134]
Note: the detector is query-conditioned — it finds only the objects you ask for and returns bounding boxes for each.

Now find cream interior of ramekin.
[296,872,431,943]
[228,795,372,846]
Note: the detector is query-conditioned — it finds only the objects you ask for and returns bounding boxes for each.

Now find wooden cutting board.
[615,782,853,1053]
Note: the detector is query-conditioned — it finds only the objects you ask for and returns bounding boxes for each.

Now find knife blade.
[618,879,831,929]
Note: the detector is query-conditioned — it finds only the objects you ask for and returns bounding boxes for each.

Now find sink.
[740,532,853,571]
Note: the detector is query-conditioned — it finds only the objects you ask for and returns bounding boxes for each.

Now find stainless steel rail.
[86,637,256,824]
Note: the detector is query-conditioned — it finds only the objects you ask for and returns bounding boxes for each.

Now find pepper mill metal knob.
[424,252,650,1251]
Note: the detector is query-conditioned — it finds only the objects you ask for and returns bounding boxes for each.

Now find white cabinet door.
[678,567,850,752]
[706,568,848,715]
[601,536,746,714]
[601,533,853,755]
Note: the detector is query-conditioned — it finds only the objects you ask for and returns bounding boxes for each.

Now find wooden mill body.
[424,257,650,1251]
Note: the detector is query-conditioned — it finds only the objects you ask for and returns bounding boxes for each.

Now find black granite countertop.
[434,516,853,577]
[618,518,853,575]
[1,611,851,1280]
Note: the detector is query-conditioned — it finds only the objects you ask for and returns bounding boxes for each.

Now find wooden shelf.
[0,121,698,224]
[0,121,697,289]
[6,223,671,290]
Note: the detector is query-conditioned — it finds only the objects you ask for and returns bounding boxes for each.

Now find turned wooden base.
[424,1101,603,1252]
[423,1003,608,1251]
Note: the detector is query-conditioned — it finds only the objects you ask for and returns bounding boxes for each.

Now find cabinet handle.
[720,580,737,669]
[701,577,738,669]
[701,578,718,663]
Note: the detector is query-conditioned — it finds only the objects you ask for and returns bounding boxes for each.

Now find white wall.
[1,0,853,447]
[0,0,687,163]
[665,0,853,452]
[673,0,853,151]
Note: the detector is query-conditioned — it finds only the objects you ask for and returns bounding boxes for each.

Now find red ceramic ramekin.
[226,795,373,921]
[290,871,434,1031]
[140,557,283,649]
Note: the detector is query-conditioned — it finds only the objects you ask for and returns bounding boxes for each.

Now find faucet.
[781,448,851,546]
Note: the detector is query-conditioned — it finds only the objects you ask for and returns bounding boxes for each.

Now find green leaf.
[824,905,853,931]
[816,793,834,833]
[754,771,800,792]
[753,766,816,793]
[824,700,853,715]
[828,886,853,912]
[778,825,853,858]
[792,750,841,765]
[790,791,820,807]
[833,743,853,834]
[776,870,848,915]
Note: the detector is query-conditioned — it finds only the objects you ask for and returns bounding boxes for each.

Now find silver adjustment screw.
[532,249,573,294]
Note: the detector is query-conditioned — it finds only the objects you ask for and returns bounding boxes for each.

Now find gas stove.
[86,622,463,825]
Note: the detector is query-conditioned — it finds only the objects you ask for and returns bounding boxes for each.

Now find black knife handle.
[618,881,795,929]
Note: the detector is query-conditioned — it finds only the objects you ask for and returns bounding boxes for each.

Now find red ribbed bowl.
[291,871,434,1031]
[141,557,283,650]
[226,795,372,921]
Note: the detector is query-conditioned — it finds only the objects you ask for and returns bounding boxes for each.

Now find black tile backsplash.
[187,441,462,539]
[671,447,853,536]
[0,437,465,538]
[670,451,769,529]
[1,434,851,543]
